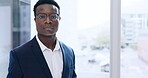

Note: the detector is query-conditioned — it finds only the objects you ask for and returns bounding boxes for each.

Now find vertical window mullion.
[110,0,121,78]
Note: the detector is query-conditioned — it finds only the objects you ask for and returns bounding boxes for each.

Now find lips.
[44,26,54,31]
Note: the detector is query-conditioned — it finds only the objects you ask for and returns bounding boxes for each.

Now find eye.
[50,15,57,19]
[37,14,46,19]
[50,14,58,20]
[39,15,46,19]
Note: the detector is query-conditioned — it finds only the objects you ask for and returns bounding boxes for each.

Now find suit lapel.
[31,37,52,78]
[59,42,68,78]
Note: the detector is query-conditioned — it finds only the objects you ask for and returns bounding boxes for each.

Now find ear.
[59,16,61,20]
[34,18,36,21]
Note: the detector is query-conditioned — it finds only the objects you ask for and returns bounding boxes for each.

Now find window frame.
[110,0,121,78]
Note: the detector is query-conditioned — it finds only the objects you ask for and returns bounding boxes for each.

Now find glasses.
[36,13,60,21]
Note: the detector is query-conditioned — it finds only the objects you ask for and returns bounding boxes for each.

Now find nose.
[45,17,52,24]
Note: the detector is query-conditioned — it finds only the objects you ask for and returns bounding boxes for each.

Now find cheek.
[36,23,43,32]
[35,20,43,28]
[36,20,43,26]
[55,23,59,30]
[54,21,59,27]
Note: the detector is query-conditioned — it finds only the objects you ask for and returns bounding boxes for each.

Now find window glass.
[121,0,148,78]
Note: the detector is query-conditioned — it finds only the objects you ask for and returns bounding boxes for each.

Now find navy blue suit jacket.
[7,37,77,78]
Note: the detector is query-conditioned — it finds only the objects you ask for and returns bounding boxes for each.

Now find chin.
[39,33,56,37]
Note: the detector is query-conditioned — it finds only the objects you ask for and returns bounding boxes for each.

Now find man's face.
[34,4,60,36]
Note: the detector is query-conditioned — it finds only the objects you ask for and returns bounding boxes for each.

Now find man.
[7,0,77,78]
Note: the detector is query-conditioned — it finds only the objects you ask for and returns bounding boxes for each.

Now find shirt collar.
[36,35,60,52]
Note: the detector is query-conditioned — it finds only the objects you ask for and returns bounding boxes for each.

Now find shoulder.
[11,37,37,54]
[59,41,73,51]
[59,41,75,56]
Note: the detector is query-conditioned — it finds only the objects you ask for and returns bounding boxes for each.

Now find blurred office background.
[0,0,30,78]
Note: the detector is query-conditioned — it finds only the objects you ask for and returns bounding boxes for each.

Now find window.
[121,0,148,78]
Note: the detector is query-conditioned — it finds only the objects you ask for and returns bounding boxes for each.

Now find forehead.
[36,4,59,13]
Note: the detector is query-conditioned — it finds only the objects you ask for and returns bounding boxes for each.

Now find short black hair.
[33,0,60,17]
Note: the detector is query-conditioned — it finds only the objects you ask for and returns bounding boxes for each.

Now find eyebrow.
[37,13,58,15]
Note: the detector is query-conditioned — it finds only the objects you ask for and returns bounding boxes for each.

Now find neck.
[38,33,57,51]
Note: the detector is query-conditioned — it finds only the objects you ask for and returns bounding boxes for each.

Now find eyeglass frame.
[36,13,60,21]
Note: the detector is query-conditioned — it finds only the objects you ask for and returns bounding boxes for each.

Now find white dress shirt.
[36,36,63,78]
